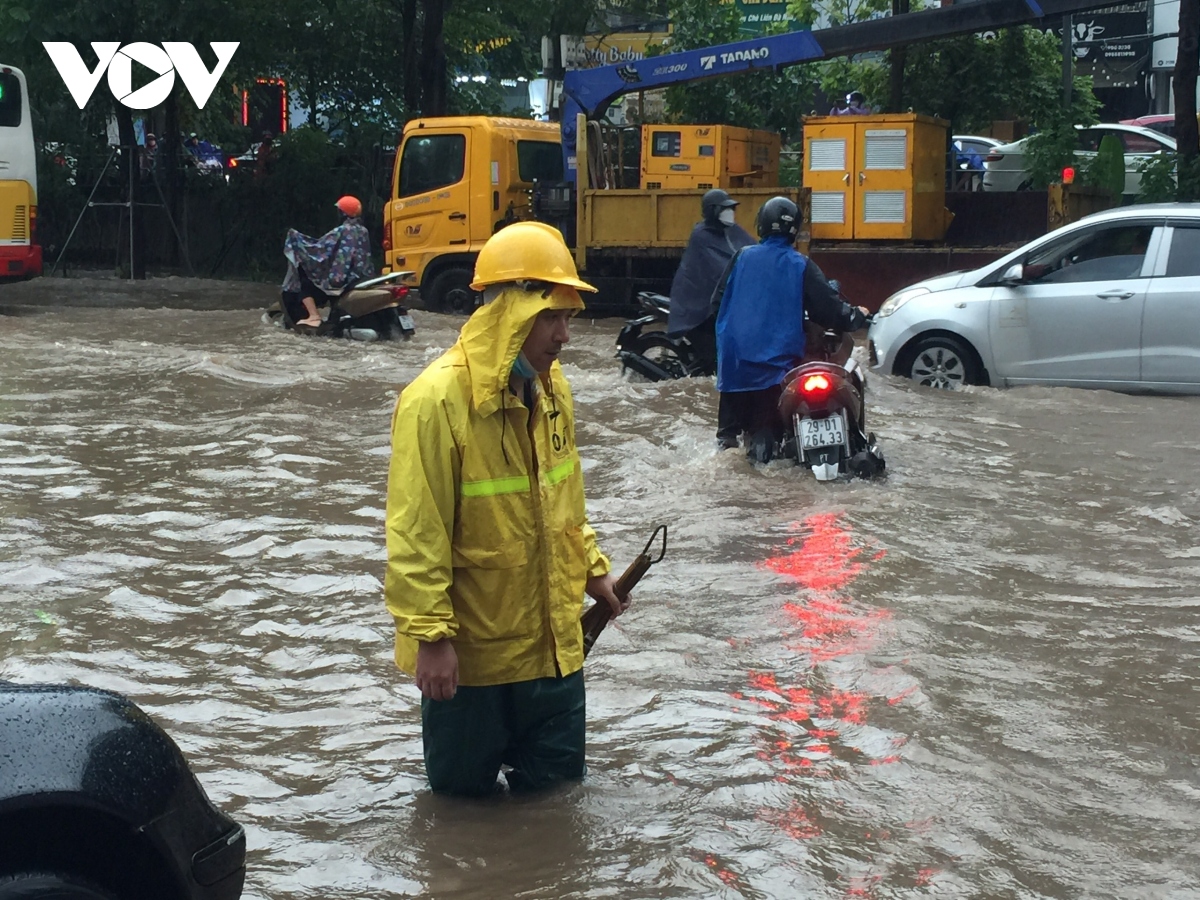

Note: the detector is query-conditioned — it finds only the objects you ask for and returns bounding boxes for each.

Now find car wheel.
[0,873,119,900]
[425,268,478,315]
[903,335,980,390]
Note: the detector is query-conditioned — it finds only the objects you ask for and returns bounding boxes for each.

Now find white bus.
[0,63,41,278]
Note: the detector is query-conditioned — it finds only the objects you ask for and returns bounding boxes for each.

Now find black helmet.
[756,196,800,241]
[701,188,738,223]
[846,91,865,107]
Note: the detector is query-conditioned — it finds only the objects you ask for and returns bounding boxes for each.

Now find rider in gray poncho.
[666,190,755,367]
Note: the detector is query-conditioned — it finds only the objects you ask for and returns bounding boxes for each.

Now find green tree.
[1087,133,1125,198]
[902,27,1093,134]
[657,0,814,133]
[788,0,889,112]
[1018,73,1100,190]
[0,0,262,276]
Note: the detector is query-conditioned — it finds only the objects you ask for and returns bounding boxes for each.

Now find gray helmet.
[701,188,738,223]
[756,195,800,241]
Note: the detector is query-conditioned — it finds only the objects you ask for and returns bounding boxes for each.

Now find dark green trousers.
[421,670,585,797]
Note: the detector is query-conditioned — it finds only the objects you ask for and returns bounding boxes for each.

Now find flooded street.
[1,293,1198,899]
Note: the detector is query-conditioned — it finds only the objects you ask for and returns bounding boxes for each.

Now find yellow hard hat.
[470,221,597,292]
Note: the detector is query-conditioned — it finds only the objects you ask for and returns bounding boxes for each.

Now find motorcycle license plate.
[800,415,845,449]
[398,315,415,331]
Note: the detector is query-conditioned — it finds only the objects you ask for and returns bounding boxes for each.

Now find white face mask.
[718,208,736,227]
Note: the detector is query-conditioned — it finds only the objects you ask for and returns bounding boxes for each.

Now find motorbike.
[777,318,885,482]
[615,291,715,380]
[265,271,417,342]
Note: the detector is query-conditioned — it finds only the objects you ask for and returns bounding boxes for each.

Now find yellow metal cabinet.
[803,113,950,241]
[803,119,855,241]
[641,124,779,190]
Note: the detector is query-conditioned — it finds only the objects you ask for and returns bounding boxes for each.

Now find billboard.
[562,28,672,70]
[1049,2,1151,87]
[733,0,794,35]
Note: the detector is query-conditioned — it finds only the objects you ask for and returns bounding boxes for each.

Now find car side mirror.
[999,262,1024,285]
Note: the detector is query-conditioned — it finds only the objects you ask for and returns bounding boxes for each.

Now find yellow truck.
[382,115,803,313]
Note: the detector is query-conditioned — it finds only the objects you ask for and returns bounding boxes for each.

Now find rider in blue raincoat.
[713,196,869,461]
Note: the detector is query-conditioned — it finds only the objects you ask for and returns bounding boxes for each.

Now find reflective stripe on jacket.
[384,285,610,687]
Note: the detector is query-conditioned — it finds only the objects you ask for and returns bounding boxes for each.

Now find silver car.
[867,203,1200,393]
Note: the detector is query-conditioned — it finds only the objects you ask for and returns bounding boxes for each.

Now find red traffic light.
[1062,166,1076,185]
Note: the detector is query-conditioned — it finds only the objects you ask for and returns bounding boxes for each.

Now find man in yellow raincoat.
[384,222,627,796]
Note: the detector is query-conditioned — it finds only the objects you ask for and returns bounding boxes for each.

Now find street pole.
[1062,14,1074,113]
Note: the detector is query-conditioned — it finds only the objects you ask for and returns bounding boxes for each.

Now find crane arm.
[558,0,1126,180]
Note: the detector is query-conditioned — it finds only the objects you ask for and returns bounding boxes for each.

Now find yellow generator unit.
[641,124,780,190]
[802,113,951,241]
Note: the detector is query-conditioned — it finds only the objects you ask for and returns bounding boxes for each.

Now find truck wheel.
[0,872,120,900]
[903,335,980,390]
[426,268,478,315]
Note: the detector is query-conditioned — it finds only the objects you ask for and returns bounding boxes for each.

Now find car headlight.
[875,286,931,318]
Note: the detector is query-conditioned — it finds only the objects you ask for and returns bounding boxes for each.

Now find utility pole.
[1175,0,1199,199]
[1062,14,1074,112]
[889,0,910,112]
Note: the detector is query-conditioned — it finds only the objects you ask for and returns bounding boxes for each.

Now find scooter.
[615,291,715,380]
[777,318,885,482]
[265,271,417,342]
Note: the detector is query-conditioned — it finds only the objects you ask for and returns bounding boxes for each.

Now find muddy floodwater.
[1,286,1198,899]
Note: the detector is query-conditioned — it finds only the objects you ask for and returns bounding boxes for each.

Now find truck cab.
[383,117,562,312]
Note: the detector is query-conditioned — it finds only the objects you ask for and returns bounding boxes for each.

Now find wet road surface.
[1,297,1198,899]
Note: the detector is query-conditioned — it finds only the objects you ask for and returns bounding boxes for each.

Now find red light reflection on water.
[758,801,822,839]
[712,513,937,893]
[738,512,889,786]
[691,851,750,892]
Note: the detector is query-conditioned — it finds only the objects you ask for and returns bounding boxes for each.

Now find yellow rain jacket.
[384,285,611,687]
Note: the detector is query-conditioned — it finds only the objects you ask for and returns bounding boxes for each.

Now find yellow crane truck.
[382,0,1120,314]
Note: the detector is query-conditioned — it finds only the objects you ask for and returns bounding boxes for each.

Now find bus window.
[398,133,465,197]
[0,71,21,128]
[517,141,563,183]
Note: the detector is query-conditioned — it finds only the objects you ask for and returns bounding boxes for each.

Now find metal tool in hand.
[581,525,668,658]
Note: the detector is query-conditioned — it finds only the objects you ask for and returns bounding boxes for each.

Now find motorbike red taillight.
[801,373,833,401]
[388,284,410,301]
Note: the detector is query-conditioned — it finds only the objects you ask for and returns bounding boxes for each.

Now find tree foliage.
[902,27,1092,133]
[659,0,1099,145]
[1087,133,1125,198]
[786,0,889,112]
[656,0,813,133]
[1019,72,1101,190]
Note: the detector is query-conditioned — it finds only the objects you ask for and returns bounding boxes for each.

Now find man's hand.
[586,573,630,618]
[416,639,458,701]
